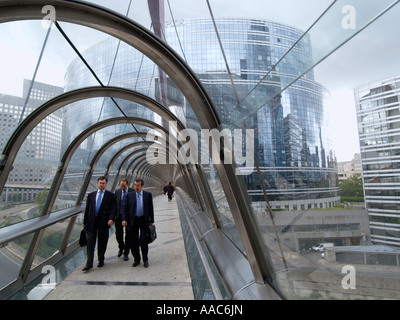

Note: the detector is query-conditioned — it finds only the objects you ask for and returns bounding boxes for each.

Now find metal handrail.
[0,205,84,246]
[177,193,224,300]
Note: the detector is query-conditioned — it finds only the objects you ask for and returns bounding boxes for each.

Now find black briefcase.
[79,228,87,247]
[147,224,157,244]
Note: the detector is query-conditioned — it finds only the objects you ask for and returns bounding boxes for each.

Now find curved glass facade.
[64,18,338,209]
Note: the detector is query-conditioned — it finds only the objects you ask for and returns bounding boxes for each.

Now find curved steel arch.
[0,1,275,284]
[75,132,147,201]
[93,132,149,164]
[0,86,185,195]
[74,132,173,203]
[130,155,203,208]
[130,155,167,183]
[18,117,164,284]
[120,137,204,205]
[131,156,151,178]
[105,142,155,178]
[105,136,180,178]
[110,148,152,189]
[47,117,201,218]
[110,143,176,190]
[126,154,155,185]
[0,1,220,128]
[41,117,167,218]
[114,135,203,206]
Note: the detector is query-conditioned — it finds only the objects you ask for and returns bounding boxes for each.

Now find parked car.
[312,242,334,252]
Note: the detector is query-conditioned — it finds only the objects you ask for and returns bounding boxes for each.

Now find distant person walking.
[164,182,175,202]
[82,176,116,272]
[122,178,154,268]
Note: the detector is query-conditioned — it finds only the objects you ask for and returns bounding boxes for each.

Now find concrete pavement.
[45,194,194,300]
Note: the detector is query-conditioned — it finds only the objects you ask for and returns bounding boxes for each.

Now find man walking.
[114,178,132,261]
[122,178,154,268]
[164,182,175,202]
[82,176,116,271]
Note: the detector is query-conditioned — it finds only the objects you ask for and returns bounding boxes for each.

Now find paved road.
[0,247,22,289]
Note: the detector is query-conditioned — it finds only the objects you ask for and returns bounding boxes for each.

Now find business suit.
[83,188,116,269]
[115,186,133,257]
[122,189,154,265]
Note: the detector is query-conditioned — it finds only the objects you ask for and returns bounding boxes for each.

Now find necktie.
[96,190,103,215]
[136,193,143,217]
[121,190,126,204]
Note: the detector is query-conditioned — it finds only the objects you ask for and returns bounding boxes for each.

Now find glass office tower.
[355,75,400,247]
[0,80,63,206]
[63,17,338,209]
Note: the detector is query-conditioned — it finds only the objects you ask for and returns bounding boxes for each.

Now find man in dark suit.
[83,176,116,272]
[164,182,175,201]
[114,177,133,261]
[122,178,154,268]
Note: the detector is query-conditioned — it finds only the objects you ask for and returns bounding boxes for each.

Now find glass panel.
[82,0,136,19]
[0,21,108,135]
[29,225,66,270]
[0,21,62,124]
[68,214,84,245]
[232,0,400,126]
[0,233,34,290]
[9,246,86,300]
[55,124,138,209]
[201,157,246,254]
[1,143,61,226]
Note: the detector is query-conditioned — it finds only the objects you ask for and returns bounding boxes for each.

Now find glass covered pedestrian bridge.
[1,0,400,300]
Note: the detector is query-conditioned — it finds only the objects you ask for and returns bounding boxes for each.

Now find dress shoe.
[82,265,92,272]
[123,255,129,261]
[144,261,149,268]
[117,249,123,257]
[132,261,140,267]
[97,261,104,267]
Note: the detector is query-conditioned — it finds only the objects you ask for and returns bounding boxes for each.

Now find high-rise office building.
[355,75,400,247]
[337,153,362,182]
[63,17,338,209]
[0,79,63,204]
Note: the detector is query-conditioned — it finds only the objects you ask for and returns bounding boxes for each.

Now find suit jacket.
[122,190,154,231]
[115,187,133,221]
[84,189,117,232]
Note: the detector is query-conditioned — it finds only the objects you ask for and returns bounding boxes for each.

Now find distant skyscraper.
[355,75,400,247]
[0,79,63,203]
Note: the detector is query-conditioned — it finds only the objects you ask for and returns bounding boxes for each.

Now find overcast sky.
[1,0,400,162]
[314,2,400,161]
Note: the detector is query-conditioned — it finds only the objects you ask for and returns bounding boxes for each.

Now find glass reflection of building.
[355,75,400,247]
[63,17,338,209]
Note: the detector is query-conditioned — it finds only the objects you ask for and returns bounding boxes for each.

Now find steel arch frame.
[0,86,184,195]
[0,0,275,286]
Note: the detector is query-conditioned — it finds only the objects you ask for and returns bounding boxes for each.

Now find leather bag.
[147,224,157,244]
[79,228,87,247]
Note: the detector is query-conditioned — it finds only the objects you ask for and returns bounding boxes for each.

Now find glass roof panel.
[232,0,400,126]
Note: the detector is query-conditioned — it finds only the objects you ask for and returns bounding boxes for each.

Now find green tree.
[339,175,364,201]
[36,187,48,216]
